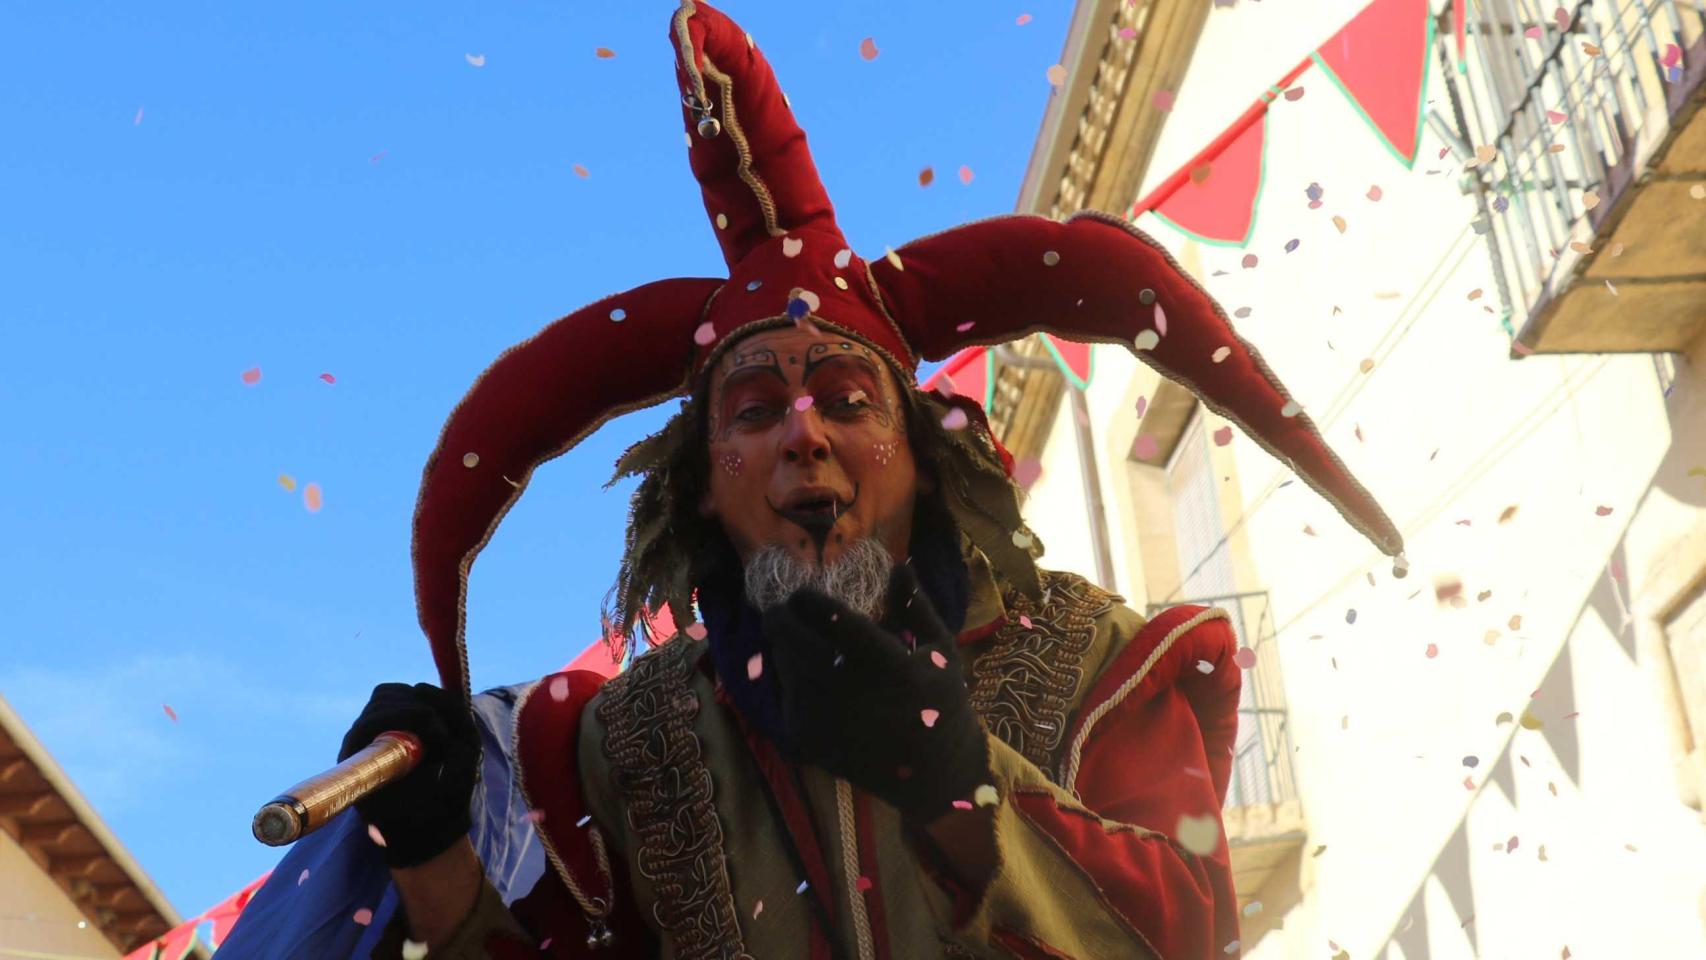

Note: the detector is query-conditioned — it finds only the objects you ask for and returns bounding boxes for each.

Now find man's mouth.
[768,485,859,534]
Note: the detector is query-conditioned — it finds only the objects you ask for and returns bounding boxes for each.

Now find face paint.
[872,440,899,466]
[719,453,744,477]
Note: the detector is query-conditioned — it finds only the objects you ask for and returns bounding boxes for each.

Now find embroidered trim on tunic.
[969,570,1119,784]
[598,638,752,960]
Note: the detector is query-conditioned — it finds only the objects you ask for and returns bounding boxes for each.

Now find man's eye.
[736,404,776,422]
[827,392,872,412]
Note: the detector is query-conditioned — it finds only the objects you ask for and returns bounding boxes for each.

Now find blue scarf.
[694,499,970,760]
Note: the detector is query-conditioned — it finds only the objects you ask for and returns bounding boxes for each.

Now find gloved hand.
[763,564,991,823]
[338,682,479,869]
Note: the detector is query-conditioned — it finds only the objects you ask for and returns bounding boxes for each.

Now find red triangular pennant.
[1312,0,1434,166]
[1149,112,1268,246]
[920,348,993,410]
[1041,335,1093,389]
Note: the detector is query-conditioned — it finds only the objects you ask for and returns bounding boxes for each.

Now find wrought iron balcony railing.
[1432,0,1704,349]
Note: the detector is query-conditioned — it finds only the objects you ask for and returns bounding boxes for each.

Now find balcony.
[1148,590,1303,915]
[1434,0,1706,355]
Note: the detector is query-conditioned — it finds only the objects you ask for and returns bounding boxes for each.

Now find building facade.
[993,0,1706,955]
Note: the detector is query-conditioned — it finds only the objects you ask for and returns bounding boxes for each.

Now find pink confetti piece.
[685,622,708,640]
[1153,89,1176,112]
[367,824,387,847]
[859,37,879,61]
[1132,434,1159,460]
[1233,648,1257,670]
[920,708,940,728]
[746,653,764,680]
[1524,25,1543,39]
[955,320,976,332]
[541,938,553,950]
[958,165,974,185]
[1663,43,1682,67]
[930,650,948,668]
[1594,505,1614,516]
[856,875,873,891]
[162,704,178,722]
[319,372,336,384]
[1153,303,1167,335]
[1425,643,1439,658]
[952,799,974,810]
[753,900,765,919]
[524,809,546,824]
[241,366,262,386]
[1016,13,1033,25]
[1546,109,1568,124]
[1134,396,1148,417]
[298,869,310,885]
[1212,425,1233,447]
[694,322,717,346]
[793,395,814,412]
[548,675,571,701]
[1283,86,1305,101]
[353,908,373,926]
[303,483,323,513]
[1046,64,1067,86]
[1553,7,1570,30]
[940,407,969,430]
[1018,615,1033,629]
[1013,457,1043,490]
[1118,26,1137,39]
[133,107,144,126]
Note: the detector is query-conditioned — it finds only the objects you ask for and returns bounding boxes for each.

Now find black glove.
[763,564,991,823]
[338,682,479,869]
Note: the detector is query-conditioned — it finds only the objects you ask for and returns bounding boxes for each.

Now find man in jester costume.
[221,3,1405,958]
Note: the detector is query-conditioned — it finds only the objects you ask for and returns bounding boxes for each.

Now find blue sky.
[0,0,1073,922]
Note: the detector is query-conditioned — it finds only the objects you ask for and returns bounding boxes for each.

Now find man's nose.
[779,400,831,464]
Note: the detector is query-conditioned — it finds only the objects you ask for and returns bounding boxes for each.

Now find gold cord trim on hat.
[860,260,918,369]
[700,52,782,239]
[672,2,710,114]
[511,679,616,927]
[1058,606,1232,795]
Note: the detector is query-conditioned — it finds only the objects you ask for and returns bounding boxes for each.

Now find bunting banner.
[921,346,995,407]
[1312,0,1435,167]
[1132,0,1433,247]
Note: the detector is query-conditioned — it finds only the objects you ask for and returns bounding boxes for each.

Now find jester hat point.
[413,0,1405,696]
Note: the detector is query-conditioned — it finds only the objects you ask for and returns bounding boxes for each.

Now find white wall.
[0,829,121,958]
[1017,0,1706,955]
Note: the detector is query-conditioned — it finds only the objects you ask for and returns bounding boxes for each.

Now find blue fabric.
[698,497,970,763]
[217,685,547,958]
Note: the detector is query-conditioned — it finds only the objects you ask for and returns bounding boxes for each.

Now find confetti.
[1153,89,1176,112]
[1189,163,1212,185]
[1506,835,1520,853]
[694,322,718,346]
[1425,643,1439,658]
[1581,42,1601,56]
[1367,185,1383,201]
[370,150,388,164]
[1018,615,1033,629]
[1594,505,1614,516]
[1470,144,1498,167]
[1233,648,1256,669]
[859,37,880,61]
[1242,901,1263,918]
[834,248,854,269]
[1520,712,1544,730]
[1011,531,1033,549]
[1692,185,1706,201]
[952,799,973,810]
[1212,425,1233,447]
[1525,25,1543,39]
[1224,941,1242,956]
[241,366,262,386]
[576,814,592,827]
[793,395,814,412]
[856,875,874,891]
[465,53,486,68]
[573,164,590,178]
[1306,182,1324,203]
[685,622,708,640]
[1016,13,1033,25]
[929,650,948,669]
[523,809,546,824]
[955,165,975,186]
[1546,109,1567,124]
[1240,253,1258,269]
[1196,660,1214,674]
[353,908,374,926]
[1568,240,1593,255]
[1119,26,1137,39]
[163,704,178,722]
[919,708,940,728]
[1313,844,1328,858]
[796,880,810,894]
[1134,396,1148,417]
[1359,358,1375,374]
[1284,238,1301,253]
[1345,608,1358,625]
[973,784,999,807]
[304,483,323,513]
[1046,64,1067,86]
[917,167,934,187]
[940,407,969,430]
[133,106,145,126]
[298,869,311,885]
[1332,215,1347,234]
[753,900,765,919]
[317,372,337,385]
[278,474,298,492]
[595,47,617,59]
[1282,86,1305,101]
[1211,346,1231,363]
[884,247,904,271]
[547,676,573,702]
[401,940,429,960]
[746,653,764,680]
[1175,814,1219,855]
[1280,400,1302,418]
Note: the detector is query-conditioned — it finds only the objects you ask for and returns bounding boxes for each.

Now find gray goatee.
[743,538,894,620]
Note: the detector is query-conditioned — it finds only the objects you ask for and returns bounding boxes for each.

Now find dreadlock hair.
[600,370,1044,652]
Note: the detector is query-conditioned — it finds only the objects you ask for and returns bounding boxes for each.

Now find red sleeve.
[1007,609,1244,958]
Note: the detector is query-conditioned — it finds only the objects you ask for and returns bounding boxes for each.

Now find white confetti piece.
[940,407,969,430]
[973,784,999,807]
[1280,400,1302,418]
[298,869,310,885]
[1195,660,1214,674]
[834,248,853,269]
[548,675,571,702]
[782,236,803,258]
[367,824,387,847]
[465,53,486,68]
[753,900,765,919]
[576,814,592,827]
[1176,814,1219,855]
[1211,346,1231,363]
[1046,64,1067,86]
[402,939,430,960]
[1132,330,1160,351]
[796,880,809,894]
[1011,530,1033,548]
